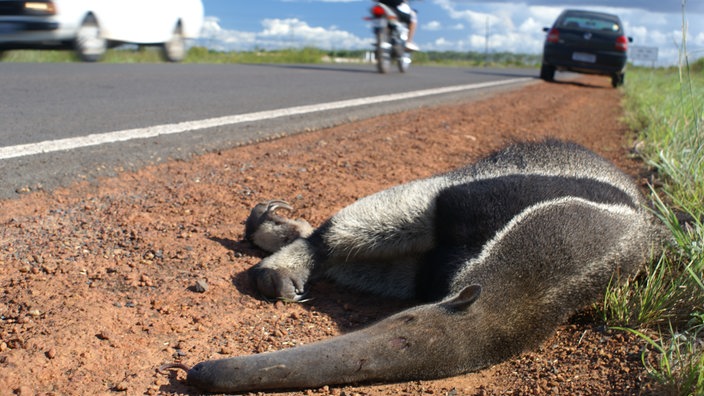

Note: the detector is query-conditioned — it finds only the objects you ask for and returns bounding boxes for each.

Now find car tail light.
[371,5,386,18]
[615,35,628,52]
[546,28,560,43]
[24,1,56,15]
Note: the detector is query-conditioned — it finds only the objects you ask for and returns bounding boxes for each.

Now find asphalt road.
[0,62,538,199]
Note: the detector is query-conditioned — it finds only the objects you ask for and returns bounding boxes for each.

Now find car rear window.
[559,14,621,33]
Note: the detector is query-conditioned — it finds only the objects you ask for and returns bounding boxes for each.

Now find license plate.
[572,52,596,63]
[371,18,386,29]
[0,22,18,35]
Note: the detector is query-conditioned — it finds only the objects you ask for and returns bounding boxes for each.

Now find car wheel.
[161,24,186,62]
[540,64,555,82]
[611,72,625,88]
[75,15,107,62]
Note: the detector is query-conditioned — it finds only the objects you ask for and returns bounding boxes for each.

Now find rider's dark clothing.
[378,0,404,6]
[377,0,412,24]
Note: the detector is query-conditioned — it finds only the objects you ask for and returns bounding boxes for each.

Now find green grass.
[183,46,328,64]
[0,46,331,64]
[0,48,77,62]
[1,45,539,67]
[600,60,704,395]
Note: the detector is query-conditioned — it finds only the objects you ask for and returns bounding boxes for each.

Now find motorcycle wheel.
[396,45,410,73]
[397,56,410,73]
[375,29,390,74]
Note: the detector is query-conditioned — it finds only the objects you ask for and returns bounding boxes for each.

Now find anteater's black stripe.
[435,175,635,248]
[417,175,634,301]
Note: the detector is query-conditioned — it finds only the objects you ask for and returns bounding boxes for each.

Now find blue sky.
[199,0,704,65]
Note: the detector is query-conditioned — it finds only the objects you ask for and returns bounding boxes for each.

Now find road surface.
[0,62,537,198]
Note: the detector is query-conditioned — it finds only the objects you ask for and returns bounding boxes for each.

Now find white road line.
[0,78,531,160]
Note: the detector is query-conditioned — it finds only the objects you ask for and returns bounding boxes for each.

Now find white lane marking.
[0,78,531,160]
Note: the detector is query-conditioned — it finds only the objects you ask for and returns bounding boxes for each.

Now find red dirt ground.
[0,75,661,395]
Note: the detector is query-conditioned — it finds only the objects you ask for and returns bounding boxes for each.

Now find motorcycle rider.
[375,0,419,51]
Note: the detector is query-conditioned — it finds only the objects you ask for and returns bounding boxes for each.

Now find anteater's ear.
[441,284,482,312]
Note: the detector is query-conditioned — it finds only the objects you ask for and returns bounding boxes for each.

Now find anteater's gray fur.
[186,140,663,393]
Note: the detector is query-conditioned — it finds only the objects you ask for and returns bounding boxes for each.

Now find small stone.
[219,346,233,354]
[140,274,154,287]
[193,279,208,293]
[42,263,58,274]
[46,348,57,359]
[114,381,128,391]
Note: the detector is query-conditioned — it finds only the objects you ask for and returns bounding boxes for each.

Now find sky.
[199,0,704,65]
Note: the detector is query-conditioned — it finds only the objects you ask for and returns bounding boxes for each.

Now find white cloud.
[433,0,501,29]
[694,32,704,46]
[424,21,443,31]
[200,1,704,65]
[260,18,369,48]
[200,16,369,51]
[434,37,451,47]
[423,0,703,64]
[199,17,257,50]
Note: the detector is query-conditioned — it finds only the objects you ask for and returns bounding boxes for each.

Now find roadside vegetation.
[1,45,539,67]
[0,46,329,64]
[601,56,704,395]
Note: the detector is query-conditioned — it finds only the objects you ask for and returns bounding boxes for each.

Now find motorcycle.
[368,2,412,73]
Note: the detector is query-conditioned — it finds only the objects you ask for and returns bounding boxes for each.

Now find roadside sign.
[630,46,658,62]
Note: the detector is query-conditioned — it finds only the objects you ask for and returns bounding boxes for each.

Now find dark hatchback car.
[540,9,632,87]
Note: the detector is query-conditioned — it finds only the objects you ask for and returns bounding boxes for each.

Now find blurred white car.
[0,0,204,61]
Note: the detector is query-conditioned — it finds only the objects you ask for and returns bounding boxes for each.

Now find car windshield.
[559,15,621,33]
